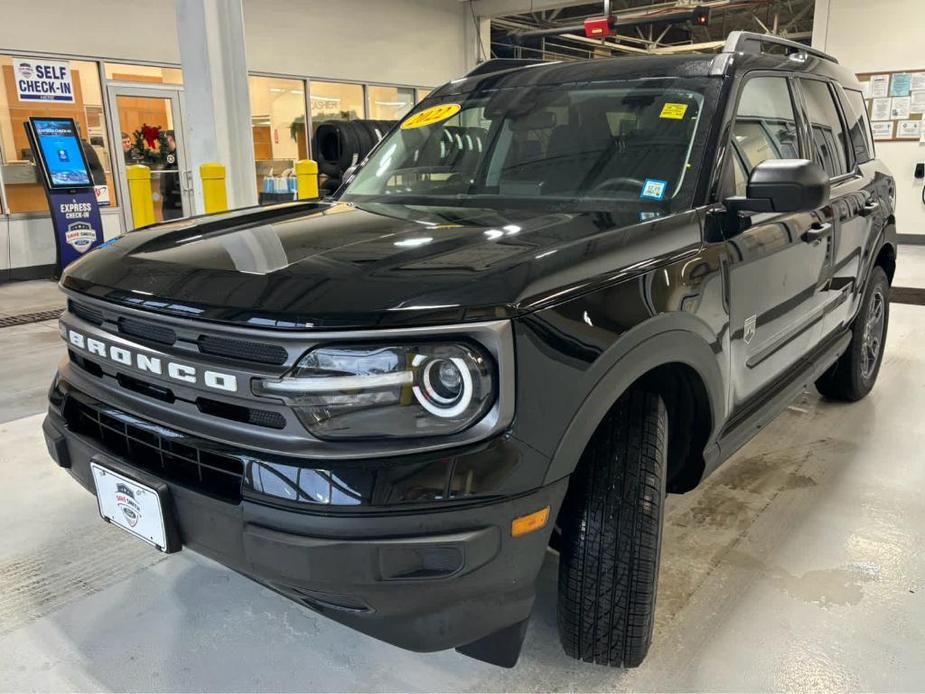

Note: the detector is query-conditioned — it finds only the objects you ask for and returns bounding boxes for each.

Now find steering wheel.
[591,177,648,194]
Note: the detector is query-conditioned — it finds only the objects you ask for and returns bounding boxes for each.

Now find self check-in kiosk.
[24,117,103,274]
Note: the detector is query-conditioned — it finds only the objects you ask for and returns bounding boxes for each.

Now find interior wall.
[0,0,470,88]
[813,0,925,237]
[243,0,470,86]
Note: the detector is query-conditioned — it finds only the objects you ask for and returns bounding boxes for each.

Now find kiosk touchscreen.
[29,118,94,189]
[24,117,104,273]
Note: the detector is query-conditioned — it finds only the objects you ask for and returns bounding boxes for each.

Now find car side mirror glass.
[724,159,830,214]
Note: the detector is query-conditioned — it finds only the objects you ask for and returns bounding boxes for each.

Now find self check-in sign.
[14,59,75,103]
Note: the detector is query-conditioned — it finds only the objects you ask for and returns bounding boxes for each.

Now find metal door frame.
[105,83,193,230]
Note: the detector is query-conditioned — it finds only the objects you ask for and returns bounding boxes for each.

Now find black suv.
[44,32,896,669]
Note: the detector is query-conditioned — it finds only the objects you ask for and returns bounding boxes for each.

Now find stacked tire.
[313,119,396,179]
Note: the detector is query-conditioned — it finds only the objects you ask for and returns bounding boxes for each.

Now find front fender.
[510,308,727,487]
[542,321,725,485]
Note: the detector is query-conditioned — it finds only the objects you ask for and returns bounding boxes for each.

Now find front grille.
[117,373,175,403]
[68,300,103,325]
[198,335,288,365]
[118,317,177,346]
[67,352,286,430]
[68,297,291,368]
[69,350,103,378]
[197,397,286,429]
[65,397,244,502]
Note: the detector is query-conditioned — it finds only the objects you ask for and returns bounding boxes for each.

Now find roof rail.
[723,30,838,64]
[465,58,549,77]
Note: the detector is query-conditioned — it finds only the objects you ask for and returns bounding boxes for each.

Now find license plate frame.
[90,458,180,553]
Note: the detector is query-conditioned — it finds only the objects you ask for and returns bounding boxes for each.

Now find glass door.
[106,84,193,229]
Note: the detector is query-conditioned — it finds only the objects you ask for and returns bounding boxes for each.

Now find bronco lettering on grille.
[66,328,238,393]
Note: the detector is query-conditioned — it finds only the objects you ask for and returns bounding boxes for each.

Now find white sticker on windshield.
[640,178,668,201]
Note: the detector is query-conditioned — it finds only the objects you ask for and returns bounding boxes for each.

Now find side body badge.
[744,315,757,345]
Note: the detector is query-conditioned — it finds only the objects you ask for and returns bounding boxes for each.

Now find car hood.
[61,201,701,329]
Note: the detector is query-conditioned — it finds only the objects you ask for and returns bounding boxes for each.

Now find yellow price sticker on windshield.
[660,103,689,120]
[401,103,461,130]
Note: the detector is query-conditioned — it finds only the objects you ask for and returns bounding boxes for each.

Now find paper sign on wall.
[890,73,912,97]
[870,121,894,140]
[911,73,925,92]
[93,185,110,208]
[13,59,74,103]
[896,120,921,139]
[910,91,925,113]
[869,74,890,98]
[891,96,911,120]
[870,98,891,121]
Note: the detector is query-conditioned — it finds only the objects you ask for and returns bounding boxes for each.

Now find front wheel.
[557,388,667,667]
[816,265,890,401]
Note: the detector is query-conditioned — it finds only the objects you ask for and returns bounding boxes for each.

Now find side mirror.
[725,159,830,214]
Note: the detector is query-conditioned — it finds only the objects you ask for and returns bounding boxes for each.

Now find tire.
[557,388,668,668]
[313,122,344,177]
[815,265,890,401]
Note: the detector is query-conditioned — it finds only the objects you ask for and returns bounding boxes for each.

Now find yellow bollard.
[295,159,319,200]
[200,162,228,213]
[126,164,155,229]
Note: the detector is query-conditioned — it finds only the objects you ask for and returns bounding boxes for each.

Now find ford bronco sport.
[44,31,896,668]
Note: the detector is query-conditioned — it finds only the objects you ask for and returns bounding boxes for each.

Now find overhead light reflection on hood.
[394,236,433,248]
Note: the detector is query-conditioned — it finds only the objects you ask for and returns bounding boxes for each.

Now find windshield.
[342,77,716,212]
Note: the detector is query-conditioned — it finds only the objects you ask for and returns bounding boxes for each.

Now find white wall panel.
[8,217,55,269]
[814,0,925,237]
[0,0,471,88]
[0,215,9,274]
[7,209,122,270]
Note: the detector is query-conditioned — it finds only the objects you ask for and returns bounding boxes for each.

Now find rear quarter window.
[843,88,875,163]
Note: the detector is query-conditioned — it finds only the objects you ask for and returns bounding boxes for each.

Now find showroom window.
[310,81,365,122]
[249,76,308,200]
[367,85,415,120]
[0,55,116,213]
[104,63,183,85]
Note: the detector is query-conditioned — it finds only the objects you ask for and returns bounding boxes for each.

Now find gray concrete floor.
[0,300,923,691]
[0,279,64,317]
[894,244,925,289]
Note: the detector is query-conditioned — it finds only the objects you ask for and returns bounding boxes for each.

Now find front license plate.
[91,462,169,552]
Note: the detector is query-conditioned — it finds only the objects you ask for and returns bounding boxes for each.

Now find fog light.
[511,506,550,537]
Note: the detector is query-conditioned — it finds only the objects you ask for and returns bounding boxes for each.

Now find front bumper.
[43,390,567,665]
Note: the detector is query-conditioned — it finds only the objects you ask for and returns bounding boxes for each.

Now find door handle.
[859,200,880,217]
[802,222,831,244]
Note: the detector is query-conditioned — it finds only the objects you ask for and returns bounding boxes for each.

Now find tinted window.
[344,78,715,212]
[800,79,851,177]
[844,88,874,163]
[730,151,748,196]
[731,77,799,172]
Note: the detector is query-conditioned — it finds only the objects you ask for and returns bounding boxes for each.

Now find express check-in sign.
[14,59,75,103]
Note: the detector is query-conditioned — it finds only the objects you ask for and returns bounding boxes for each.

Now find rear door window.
[799,79,851,177]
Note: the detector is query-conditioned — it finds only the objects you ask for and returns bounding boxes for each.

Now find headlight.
[254,342,495,439]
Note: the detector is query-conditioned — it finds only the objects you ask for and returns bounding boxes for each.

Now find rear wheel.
[816,266,890,401]
[557,388,667,667]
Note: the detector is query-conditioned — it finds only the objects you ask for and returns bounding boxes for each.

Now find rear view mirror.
[725,159,829,214]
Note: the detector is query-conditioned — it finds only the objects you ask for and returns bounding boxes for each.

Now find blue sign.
[13,59,74,103]
[49,190,104,269]
[640,178,669,201]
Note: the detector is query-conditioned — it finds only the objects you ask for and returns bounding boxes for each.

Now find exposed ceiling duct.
[490,0,814,61]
